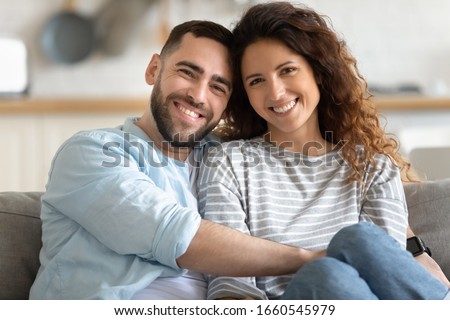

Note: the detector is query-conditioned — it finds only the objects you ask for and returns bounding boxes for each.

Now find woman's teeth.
[273,100,296,113]
[178,106,200,118]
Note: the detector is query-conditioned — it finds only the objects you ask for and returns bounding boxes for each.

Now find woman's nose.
[268,78,285,100]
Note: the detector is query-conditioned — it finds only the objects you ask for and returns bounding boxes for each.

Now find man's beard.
[150,77,218,148]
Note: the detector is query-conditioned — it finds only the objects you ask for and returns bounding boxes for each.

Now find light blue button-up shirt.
[29,118,209,299]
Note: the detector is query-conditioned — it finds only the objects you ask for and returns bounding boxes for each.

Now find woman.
[197,2,449,300]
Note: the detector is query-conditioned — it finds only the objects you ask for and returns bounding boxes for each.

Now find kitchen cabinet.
[0,115,42,191]
[0,99,146,191]
[0,112,139,191]
[1,96,450,191]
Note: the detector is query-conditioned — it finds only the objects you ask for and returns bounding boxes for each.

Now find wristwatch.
[407,236,432,257]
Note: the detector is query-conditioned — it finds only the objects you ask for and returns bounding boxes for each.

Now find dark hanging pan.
[40,0,95,64]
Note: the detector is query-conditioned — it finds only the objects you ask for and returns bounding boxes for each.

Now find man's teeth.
[273,100,296,113]
[179,106,200,118]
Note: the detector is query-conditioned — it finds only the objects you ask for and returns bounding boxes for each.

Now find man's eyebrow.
[212,75,232,91]
[176,60,204,74]
[176,60,231,91]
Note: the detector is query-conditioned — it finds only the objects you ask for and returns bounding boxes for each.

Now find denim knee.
[327,222,388,258]
[283,257,376,300]
[291,257,361,290]
[300,257,343,279]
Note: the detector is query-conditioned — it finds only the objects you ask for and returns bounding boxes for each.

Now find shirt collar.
[119,116,221,153]
[121,117,150,142]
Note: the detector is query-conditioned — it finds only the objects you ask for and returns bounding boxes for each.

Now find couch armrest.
[405,179,450,279]
[0,192,42,300]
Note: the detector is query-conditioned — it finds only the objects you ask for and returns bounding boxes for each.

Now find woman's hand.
[415,253,450,288]
[407,226,450,287]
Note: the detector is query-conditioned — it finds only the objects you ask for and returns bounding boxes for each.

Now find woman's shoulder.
[353,145,401,181]
[354,145,395,164]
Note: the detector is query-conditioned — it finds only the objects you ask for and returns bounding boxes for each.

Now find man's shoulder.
[49,127,129,163]
[64,126,130,147]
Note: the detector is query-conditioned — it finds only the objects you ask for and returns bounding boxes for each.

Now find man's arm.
[49,132,323,278]
[177,219,325,277]
[188,143,325,279]
[407,226,450,287]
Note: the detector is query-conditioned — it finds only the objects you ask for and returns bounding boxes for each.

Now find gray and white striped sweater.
[197,137,408,300]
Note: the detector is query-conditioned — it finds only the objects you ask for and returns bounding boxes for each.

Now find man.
[29,20,314,300]
[29,20,448,300]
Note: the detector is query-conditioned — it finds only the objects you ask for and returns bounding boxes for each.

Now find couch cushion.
[0,182,449,299]
[0,192,42,300]
[405,179,450,279]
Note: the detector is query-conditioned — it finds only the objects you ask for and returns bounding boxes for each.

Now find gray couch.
[1,179,450,299]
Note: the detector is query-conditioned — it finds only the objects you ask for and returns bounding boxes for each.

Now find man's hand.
[415,253,450,288]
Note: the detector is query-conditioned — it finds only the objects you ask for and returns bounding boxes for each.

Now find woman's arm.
[360,154,409,245]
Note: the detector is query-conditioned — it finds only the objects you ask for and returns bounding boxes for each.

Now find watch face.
[407,237,424,256]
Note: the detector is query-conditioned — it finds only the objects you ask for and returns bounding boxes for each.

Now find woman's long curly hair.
[216,1,413,182]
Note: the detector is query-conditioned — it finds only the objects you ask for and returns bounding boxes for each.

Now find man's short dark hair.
[160,20,233,58]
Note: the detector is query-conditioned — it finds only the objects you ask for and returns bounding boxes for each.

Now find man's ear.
[145,54,161,85]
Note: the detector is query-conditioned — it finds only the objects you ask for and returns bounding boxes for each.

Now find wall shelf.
[0,98,148,114]
[1,96,450,114]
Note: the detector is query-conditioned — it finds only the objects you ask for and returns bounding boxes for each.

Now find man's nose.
[187,81,208,105]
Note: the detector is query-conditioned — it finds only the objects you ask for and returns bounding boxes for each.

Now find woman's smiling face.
[241,38,321,143]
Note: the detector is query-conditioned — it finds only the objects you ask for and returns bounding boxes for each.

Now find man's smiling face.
[148,33,232,148]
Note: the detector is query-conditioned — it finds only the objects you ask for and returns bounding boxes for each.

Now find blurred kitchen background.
[1,0,450,191]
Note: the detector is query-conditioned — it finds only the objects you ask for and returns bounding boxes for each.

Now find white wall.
[301,0,450,95]
[1,0,449,183]
[1,0,450,98]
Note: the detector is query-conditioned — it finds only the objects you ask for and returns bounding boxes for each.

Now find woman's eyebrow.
[244,72,262,82]
[275,61,295,70]
[244,61,296,81]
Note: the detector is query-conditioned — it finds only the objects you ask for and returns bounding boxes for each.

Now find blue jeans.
[281,222,449,300]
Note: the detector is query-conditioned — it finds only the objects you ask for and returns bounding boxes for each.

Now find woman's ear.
[315,72,323,86]
[145,54,161,85]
